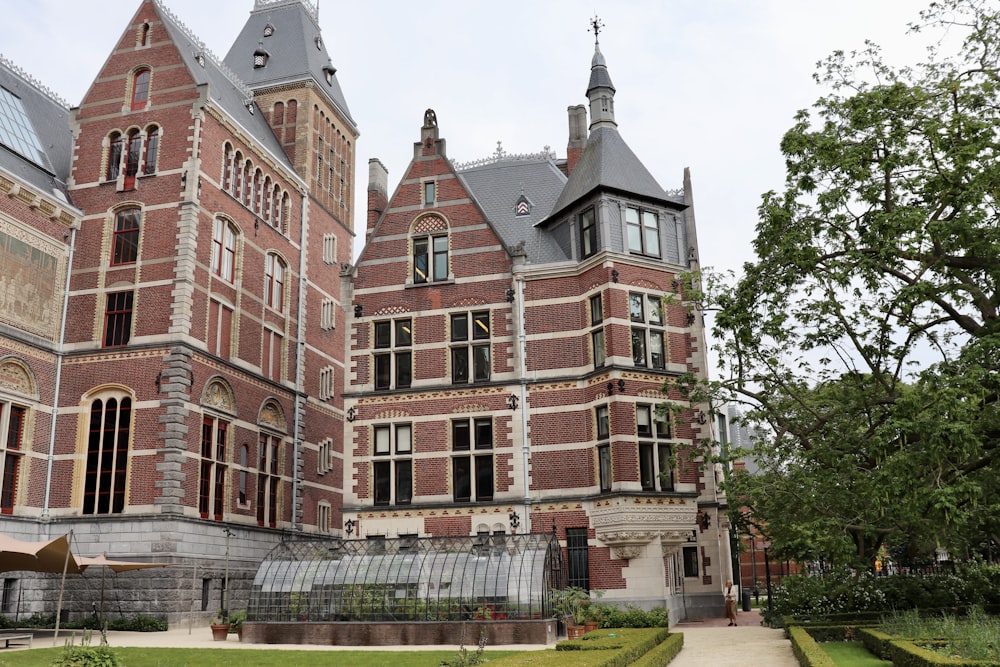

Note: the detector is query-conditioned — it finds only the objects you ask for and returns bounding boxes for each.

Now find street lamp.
[222,528,235,621]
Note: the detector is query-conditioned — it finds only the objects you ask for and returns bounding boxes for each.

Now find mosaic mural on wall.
[0,218,65,341]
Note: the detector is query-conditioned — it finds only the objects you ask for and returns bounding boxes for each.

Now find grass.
[0,647,522,667]
[880,607,1000,662]
[819,641,892,666]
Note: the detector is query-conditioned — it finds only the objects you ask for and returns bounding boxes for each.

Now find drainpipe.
[291,191,309,532]
[43,225,78,517]
[515,275,531,532]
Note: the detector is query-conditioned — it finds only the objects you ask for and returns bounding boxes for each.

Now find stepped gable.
[0,58,73,198]
[224,0,355,129]
[152,0,293,171]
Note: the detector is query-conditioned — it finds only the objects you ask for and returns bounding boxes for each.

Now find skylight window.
[0,86,46,166]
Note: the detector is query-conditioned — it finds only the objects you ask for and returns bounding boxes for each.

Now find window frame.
[198,414,228,520]
[372,423,413,506]
[450,311,490,384]
[0,402,26,514]
[580,207,597,258]
[637,404,674,492]
[452,417,493,503]
[629,292,667,370]
[82,395,132,515]
[103,290,134,348]
[111,208,140,266]
[625,205,661,258]
[130,68,150,112]
[264,253,286,313]
[257,432,282,528]
[373,318,412,390]
[211,217,237,283]
[412,234,448,284]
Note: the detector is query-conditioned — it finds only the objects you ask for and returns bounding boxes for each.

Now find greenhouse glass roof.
[248,533,561,622]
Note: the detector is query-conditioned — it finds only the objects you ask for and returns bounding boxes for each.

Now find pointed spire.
[587,15,617,130]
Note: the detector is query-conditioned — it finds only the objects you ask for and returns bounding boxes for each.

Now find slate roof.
[153,0,294,173]
[457,156,569,265]
[224,0,355,130]
[544,126,677,224]
[0,59,73,201]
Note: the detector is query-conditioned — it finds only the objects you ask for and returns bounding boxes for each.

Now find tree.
[686,0,1000,568]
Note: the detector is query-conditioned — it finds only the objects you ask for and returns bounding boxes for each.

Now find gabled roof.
[153,0,294,173]
[457,155,569,264]
[544,126,677,224]
[0,58,73,201]
[224,0,355,130]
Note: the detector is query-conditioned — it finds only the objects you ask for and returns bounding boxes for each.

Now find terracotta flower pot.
[210,623,229,641]
[566,624,586,639]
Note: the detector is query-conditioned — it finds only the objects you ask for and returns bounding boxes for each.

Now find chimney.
[367,158,388,240]
[566,105,587,175]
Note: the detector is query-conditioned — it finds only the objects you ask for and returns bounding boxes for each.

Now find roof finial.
[590,15,604,44]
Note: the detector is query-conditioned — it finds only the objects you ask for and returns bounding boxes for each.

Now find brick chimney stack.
[566,105,587,175]
[367,158,388,241]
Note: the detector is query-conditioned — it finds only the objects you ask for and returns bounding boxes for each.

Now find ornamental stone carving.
[203,380,235,413]
[590,496,700,557]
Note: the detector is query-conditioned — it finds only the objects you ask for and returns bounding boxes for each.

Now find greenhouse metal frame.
[247,532,561,623]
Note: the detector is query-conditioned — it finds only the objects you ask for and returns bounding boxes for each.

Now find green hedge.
[629,632,683,667]
[493,628,670,667]
[887,638,997,667]
[788,626,837,667]
[858,628,895,660]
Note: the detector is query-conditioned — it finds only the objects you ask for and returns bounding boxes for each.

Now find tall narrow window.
[238,444,249,505]
[423,181,435,205]
[257,434,281,527]
[580,208,597,257]
[590,293,605,368]
[373,318,412,390]
[262,329,283,381]
[131,69,150,111]
[596,404,611,493]
[630,292,666,369]
[111,208,140,265]
[106,132,122,181]
[265,253,286,312]
[103,291,133,348]
[413,234,448,284]
[372,423,412,506]
[82,396,131,515]
[0,403,26,514]
[683,546,699,577]
[319,366,334,401]
[123,129,141,189]
[451,311,490,384]
[566,528,590,590]
[143,125,159,175]
[211,218,237,282]
[452,417,493,502]
[222,144,233,192]
[207,299,233,359]
[199,415,227,520]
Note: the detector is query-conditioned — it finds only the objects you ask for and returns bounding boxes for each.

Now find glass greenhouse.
[247,533,561,622]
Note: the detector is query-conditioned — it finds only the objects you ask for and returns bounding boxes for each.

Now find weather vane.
[590,15,604,42]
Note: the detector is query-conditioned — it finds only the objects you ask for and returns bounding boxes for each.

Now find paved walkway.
[671,608,799,666]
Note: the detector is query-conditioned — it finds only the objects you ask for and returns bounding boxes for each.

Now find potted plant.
[550,586,590,639]
[227,610,245,641]
[210,611,229,641]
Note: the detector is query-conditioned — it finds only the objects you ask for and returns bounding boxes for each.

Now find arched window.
[238,444,250,505]
[242,161,252,206]
[111,207,140,265]
[279,192,290,231]
[123,129,141,189]
[106,132,123,181]
[139,22,150,47]
[211,217,238,283]
[411,215,450,284]
[262,177,272,222]
[252,169,263,214]
[82,393,132,515]
[0,399,27,514]
[265,253,286,312]
[131,68,150,111]
[222,144,233,192]
[270,185,281,226]
[233,151,244,198]
[143,125,159,175]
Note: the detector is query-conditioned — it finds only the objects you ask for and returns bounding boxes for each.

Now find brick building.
[0,0,354,622]
[344,27,732,620]
[0,0,732,625]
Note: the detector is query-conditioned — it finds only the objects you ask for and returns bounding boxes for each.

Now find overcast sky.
[3,0,938,278]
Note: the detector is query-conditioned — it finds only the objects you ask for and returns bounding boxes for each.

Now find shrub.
[51,631,122,667]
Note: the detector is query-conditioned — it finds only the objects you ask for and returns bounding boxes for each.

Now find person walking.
[724,580,738,626]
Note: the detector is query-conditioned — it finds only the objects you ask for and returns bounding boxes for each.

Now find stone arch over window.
[109,204,142,266]
[105,130,123,181]
[258,398,287,433]
[143,124,159,175]
[409,213,450,285]
[0,358,38,399]
[201,377,236,416]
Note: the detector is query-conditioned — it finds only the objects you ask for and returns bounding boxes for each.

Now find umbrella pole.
[53,529,74,645]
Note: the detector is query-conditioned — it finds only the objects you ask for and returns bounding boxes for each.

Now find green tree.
[687,0,1000,568]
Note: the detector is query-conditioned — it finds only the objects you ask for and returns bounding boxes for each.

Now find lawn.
[819,641,892,667]
[0,647,522,667]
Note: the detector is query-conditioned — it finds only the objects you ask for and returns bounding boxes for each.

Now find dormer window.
[314,35,323,50]
[515,194,531,217]
[263,23,275,37]
[253,48,269,69]
[322,65,336,86]
[195,53,206,68]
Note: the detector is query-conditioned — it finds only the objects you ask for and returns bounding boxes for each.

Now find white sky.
[2,0,935,278]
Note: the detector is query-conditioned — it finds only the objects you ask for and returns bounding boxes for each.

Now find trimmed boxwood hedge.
[493,628,673,667]
[788,626,838,667]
